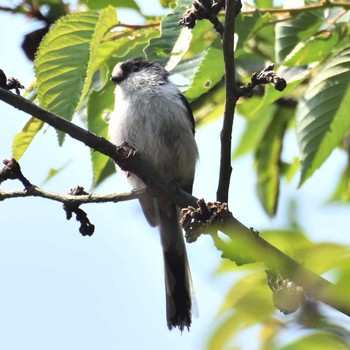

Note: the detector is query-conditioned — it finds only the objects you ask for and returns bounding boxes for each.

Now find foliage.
[3,0,350,349]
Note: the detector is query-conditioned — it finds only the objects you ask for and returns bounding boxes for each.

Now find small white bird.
[109,58,199,331]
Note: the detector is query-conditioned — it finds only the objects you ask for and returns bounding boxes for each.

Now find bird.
[108,57,199,331]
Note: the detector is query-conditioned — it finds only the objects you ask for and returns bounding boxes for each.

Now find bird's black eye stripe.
[131,65,139,72]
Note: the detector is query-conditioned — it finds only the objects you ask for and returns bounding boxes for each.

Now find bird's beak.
[111,63,124,84]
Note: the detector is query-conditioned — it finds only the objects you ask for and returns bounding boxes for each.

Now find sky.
[1,1,350,350]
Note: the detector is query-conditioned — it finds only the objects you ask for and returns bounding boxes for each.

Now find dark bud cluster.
[0,69,24,95]
[178,0,226,35]
[238,64,287,98]
[0,158,32,188]
[180,199,231,242]
[63,186,95,237]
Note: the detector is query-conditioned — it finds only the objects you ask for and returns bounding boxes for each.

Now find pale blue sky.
[1,2,350,350]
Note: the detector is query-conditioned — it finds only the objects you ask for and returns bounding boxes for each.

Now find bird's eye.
[131,65,139,72]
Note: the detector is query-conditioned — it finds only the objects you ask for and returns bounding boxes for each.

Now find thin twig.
[216,0,237,203]
[0,186,144,204]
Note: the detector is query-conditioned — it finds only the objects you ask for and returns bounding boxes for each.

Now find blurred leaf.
[281,332,350,350]
[255,0,273,7]
[209,271,274,350]
[260,229,312,258]
[35,7,117,144]
[275,9,324,63]
[282,157,300,183]
[301,243,348,274]
[328,158,350,203]
[296,47,350,185]
[255,107,292,217]
[80,0,140,10]
[235,11,272,55]
[234,102,276,158]
[218,271,273,316]
[42,161,71,184]
[12,117,44,159]
[87,82,115,187]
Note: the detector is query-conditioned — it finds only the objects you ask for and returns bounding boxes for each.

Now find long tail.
[158,201,192,331]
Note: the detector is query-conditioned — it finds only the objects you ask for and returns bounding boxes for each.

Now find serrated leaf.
[275,9,324,63]
[297,47,350,185]
[255,108,292,217]
[12,117,44,159]
[35,7,117,144]
[184,38,224,100]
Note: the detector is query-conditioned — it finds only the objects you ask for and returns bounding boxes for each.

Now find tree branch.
[0,185,144,205]
[1,85,350,317]
[216,0,237,203]
[242,1,350,15]
[181,200,350,318]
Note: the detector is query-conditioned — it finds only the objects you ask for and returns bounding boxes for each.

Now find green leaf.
[255,108,292,217]
[260,229,312,257]
[282,157,300,183]
[283,28,340,66]
[35,7,117,144]
[87,83,115,187]
[208,272,274,350]
[144,0,192,63]
[80,0,140,11]
[328,158,350,203]
[275,9,324,63]
[233,102,276,158]
[302,243,348,274]
[255,0,273,6]
[191,83,225,125]
[184,38,224,100]
[12,117,44,159]
[296,47,350,185]
[42,162,71,184]
[95,26,158,72]
[235,11,272,55]
[281,333,350,350]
